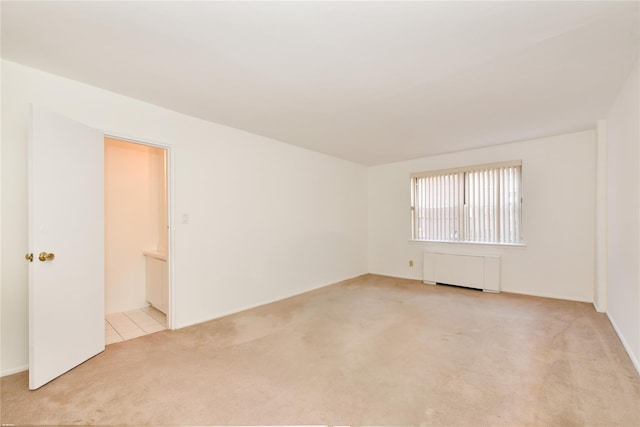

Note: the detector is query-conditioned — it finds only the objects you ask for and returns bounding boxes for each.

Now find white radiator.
[422,251,501,293]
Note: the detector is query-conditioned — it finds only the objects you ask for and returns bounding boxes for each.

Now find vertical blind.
[411,161,522,244]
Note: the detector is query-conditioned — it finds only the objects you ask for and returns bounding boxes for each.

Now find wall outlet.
[409,260,414,267]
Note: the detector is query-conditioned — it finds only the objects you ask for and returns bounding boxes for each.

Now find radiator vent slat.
[423,251,501,293]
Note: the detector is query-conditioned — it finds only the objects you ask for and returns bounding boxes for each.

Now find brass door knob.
[38,252,55,262]
[25,253,33,262]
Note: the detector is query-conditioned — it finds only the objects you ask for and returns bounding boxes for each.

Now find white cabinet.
[144,251,168,314]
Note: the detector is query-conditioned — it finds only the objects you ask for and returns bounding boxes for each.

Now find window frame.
[410,160,524,245]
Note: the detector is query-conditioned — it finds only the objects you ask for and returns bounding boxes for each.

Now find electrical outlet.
[409,260,414,267]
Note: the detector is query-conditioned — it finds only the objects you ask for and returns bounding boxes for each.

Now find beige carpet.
[2,274,639,426]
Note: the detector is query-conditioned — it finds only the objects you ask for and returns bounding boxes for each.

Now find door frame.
[104,132,175,330]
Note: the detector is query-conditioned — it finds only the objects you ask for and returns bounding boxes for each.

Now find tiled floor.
[105,306,166,345]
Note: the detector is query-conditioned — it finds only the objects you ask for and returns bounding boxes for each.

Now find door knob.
[38,252,55,262]
[25,253,33,262]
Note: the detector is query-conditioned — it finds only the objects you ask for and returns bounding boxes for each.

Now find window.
[411,161,522,244]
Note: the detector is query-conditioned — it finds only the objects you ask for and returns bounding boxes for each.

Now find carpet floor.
[2,274,639,426]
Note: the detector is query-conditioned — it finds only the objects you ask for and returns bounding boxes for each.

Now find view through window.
[411,161,523,244]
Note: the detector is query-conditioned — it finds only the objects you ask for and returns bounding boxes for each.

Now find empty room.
[1,1,639,426]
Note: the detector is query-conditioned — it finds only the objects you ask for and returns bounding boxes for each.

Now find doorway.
[104,137,169,344]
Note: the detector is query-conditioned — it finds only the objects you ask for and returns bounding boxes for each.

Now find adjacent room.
[104,136,169,344]
[1,1,639,425]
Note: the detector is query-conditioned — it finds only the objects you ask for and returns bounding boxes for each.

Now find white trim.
[408,239,526,248]
[592,301,606,314]
[1,364,28,377]
[368,272,593,303]
[411,160,522,178]
[501,288,593,303]
[174,274,366,331]
[594,120,608,312]
[105,132,171,151]
[104,132,175,330]
[607,312,640,375]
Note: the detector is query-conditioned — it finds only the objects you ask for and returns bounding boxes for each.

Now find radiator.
[422,251,501,292]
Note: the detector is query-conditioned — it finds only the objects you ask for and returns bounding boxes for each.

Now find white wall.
[368,130,596,302]
[0,60,368,375]
[606,59,640,372]
[105,138,165,315]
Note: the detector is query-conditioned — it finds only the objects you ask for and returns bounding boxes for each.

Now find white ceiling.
[2,1,638,165]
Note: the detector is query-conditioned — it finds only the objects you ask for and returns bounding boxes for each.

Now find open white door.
[28,105,105,389]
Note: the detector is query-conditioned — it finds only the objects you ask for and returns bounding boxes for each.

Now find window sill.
[408,239,526,248]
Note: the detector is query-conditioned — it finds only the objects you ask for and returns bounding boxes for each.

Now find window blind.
[411,161,522,244]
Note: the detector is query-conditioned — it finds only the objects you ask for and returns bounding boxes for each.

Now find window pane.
[412,162,522,244]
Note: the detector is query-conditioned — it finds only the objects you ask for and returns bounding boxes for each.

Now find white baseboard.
[607,313,640,375]
[3,274,367,373]
[593,301,606,313]
[175,273,367,330]
[1,364,28,377]
[500,288,592,303]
